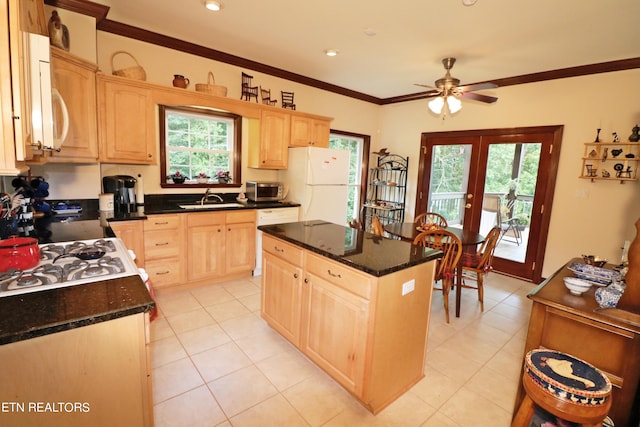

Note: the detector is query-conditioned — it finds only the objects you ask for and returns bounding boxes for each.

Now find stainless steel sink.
[179,203,244,210]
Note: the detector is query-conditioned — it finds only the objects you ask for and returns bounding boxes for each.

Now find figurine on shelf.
[630,125,640,142]
[613,132,620,142]
[594,128,601,143]
[602,170,610,178]
[48,10,69,51]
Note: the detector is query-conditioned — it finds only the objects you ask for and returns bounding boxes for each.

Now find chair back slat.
[415,212,448,229]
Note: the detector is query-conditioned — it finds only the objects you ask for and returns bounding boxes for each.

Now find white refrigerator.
[281,147,351,225]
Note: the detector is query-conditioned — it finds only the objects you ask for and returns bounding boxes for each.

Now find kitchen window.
[159,105,241,188]
[329,131,370,223]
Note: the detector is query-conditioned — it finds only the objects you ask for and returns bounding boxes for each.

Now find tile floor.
[150,272,535,427]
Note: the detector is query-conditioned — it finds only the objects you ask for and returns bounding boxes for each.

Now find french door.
[416,126,563,283]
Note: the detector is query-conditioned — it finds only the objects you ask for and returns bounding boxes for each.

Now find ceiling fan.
[415,57,498,113]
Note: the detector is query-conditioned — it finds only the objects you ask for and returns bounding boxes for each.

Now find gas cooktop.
[0,237,139,298]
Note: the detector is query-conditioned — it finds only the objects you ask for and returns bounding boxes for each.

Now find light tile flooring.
[150,272,535,427]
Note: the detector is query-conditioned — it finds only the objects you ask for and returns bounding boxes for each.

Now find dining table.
[383,222,486,318]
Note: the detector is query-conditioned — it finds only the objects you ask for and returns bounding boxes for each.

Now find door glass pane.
[427,144,472,227]
[481,143,541,263]
[330,134,364,224]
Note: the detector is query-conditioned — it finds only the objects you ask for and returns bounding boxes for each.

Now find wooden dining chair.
[415,212,448,229]
[413,228,462,323]
[348,217,364,231]
[460,226,501,312]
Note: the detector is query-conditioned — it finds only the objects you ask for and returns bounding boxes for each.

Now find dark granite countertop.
[259,220,442,277]
[0,275,154,345]
[142,193,300,215]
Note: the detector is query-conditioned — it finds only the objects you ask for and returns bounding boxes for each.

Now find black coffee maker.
[102,175,137,215]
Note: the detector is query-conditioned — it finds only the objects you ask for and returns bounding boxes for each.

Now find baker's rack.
[361,153,408,232]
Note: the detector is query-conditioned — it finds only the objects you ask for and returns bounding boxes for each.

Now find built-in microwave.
[16,32,68,159]
[246,182,286,202]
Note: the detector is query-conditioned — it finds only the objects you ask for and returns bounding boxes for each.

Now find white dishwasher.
[254,206,300,276]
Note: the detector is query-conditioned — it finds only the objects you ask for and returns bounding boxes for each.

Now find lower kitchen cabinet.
[144,214,185,290]
[186,210,257,286]
[261,234,435,413]
[109,219,145,267]
[261,237,304,345]
[186,212,226,281]
[0,313,153,427]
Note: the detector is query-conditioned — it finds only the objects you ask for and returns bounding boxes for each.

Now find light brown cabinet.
[143,214,185,290]
[186,212,226,281]
[225,211,257,274]
[0,313,153,427]
[248,110,290,169]
[261,234,435,413]
[109,219,145,267]
[42,47,99,162]
[290,115,330,147]
[97,74,156,164]
[261,235,304,344]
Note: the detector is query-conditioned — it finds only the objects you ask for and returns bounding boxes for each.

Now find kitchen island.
[258,220,442,414]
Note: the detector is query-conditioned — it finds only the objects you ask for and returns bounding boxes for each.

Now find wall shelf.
[579,142,639,183]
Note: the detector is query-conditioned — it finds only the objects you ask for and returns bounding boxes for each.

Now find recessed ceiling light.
[363,28,377,37]
[462,0,478,5]
[324,49,339,57]
[204,0,222,11]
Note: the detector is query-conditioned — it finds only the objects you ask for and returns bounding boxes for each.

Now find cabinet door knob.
[304,278,308,283]
[294,273,298,279]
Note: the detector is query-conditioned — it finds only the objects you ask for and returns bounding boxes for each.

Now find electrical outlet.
[402,279,415,296]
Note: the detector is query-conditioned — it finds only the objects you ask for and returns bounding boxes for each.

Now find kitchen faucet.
[200,188,224,205]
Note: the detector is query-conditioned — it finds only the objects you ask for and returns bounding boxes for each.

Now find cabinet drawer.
[305,252,372,300]
[144,258,182,288]
[263,235,303,266]
[226,210,256,224]
[186,211,225,227]
[144,230,180,259]
[144,214,180,231]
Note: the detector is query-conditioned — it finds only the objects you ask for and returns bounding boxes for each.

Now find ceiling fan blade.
[457,82,498,92]
[460,91,498,103]
[414,83,438,90]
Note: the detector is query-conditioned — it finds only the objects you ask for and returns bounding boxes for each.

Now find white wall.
[28,17,639,278]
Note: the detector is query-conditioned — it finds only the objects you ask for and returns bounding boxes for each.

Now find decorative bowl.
[582,255,608,268]
[563,277,592,296]
[567,262,621,285]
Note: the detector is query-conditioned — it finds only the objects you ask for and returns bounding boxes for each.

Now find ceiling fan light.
[428,97,444,114]
[204,0,222,11]
[447,95,462,113]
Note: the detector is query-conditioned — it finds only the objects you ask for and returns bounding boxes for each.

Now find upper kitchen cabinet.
[248,109,290,169]
[41,47,99,163]
[97,74,156,164]
[290,114,331,148]
[0,0,47,174]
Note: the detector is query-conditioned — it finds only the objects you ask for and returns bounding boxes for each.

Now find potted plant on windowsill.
[167,170,187,184]
[216,170,231,184]
[196,172,210,184]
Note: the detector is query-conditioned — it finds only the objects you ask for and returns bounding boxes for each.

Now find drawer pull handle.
[327,269,342,279]
[274,246,284,253]
[156,271,170,275]
[155,221,169,225]
[155,242,169,246]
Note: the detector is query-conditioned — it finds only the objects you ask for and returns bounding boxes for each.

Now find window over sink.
[159,105,241,188]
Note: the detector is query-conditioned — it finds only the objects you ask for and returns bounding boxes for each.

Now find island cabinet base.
[261,234,436,414]
[0,313,153,427]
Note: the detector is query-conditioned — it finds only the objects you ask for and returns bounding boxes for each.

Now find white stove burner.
[0,238,139,298]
